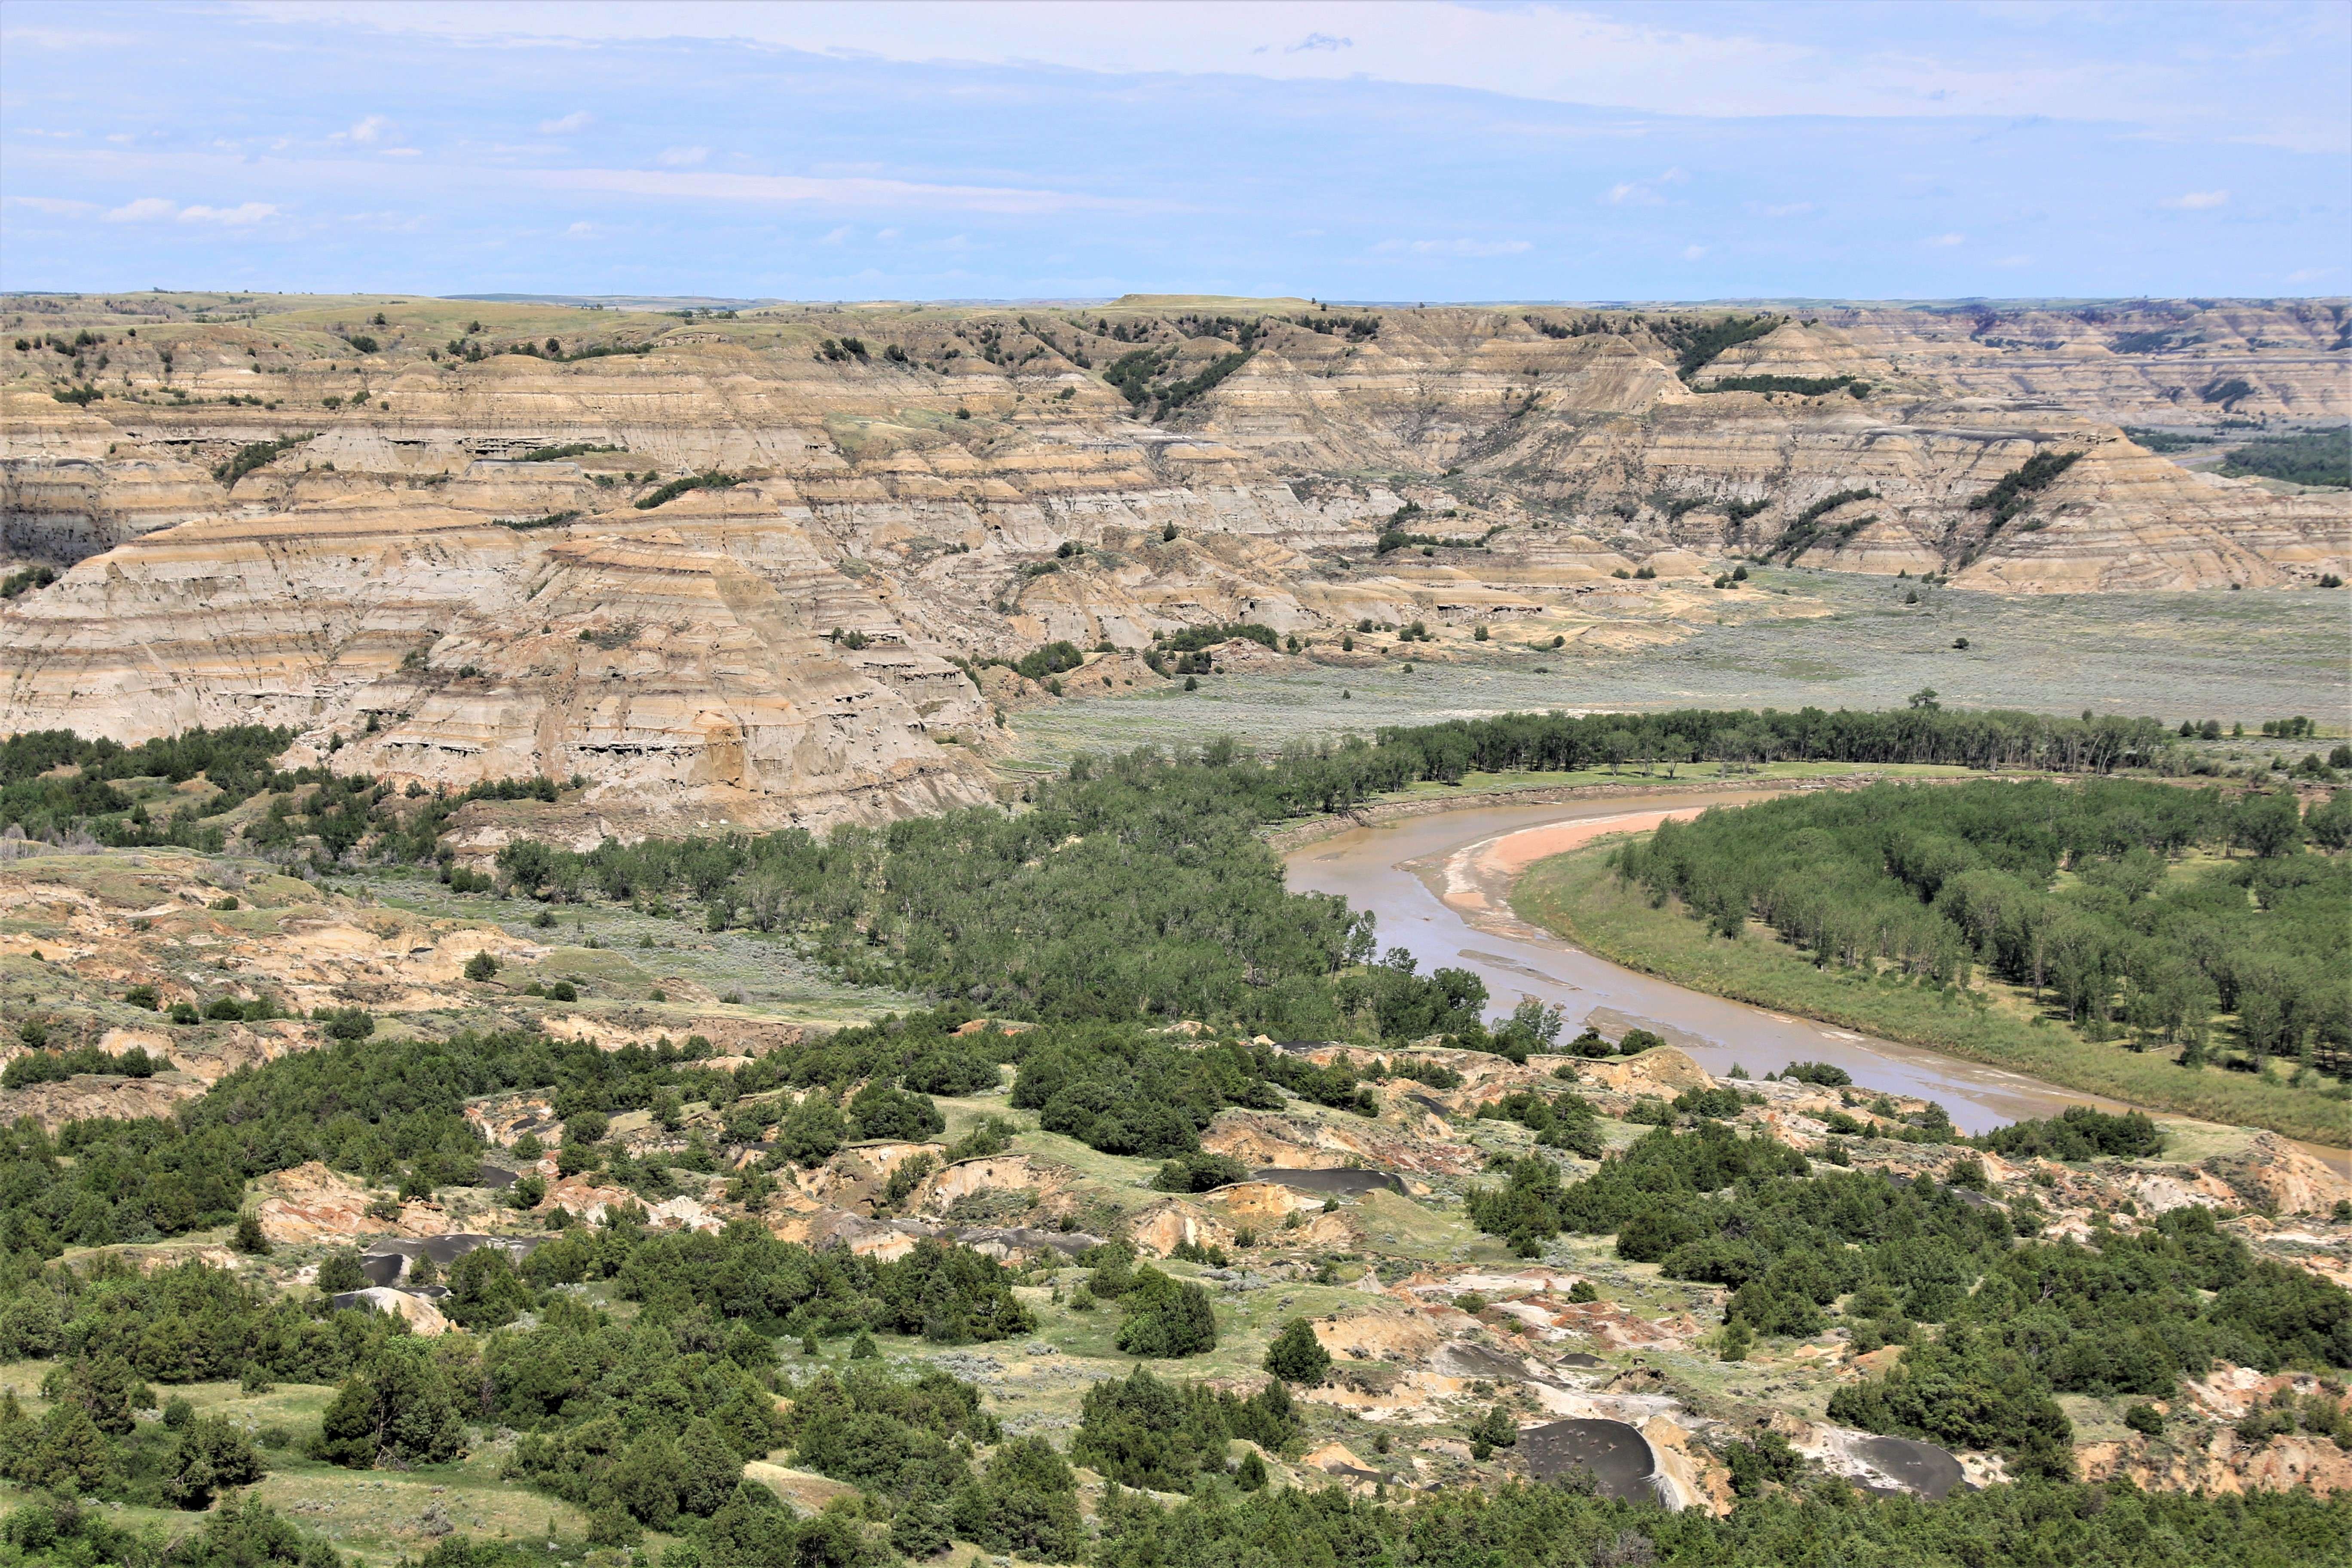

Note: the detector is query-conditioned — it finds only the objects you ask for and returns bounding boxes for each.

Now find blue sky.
[2,1,2346,301]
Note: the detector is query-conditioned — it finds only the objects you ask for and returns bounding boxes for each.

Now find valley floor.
[1009,573,2348,773]
[1513,842,2351,1149]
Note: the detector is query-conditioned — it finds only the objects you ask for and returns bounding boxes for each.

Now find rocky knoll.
[2,292,2344,823]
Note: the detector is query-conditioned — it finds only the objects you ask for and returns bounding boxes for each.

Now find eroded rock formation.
[4,293,2344,823]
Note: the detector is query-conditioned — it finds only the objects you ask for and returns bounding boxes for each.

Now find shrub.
[1724,1430,1802,1496]
[1978,1106,2165,1163]
[950,1433,1083,1559]
[1263,1317,1331,1384]
[1071,1366,1289,1491]
[635,472,739,510]
[316,1006,376,1041]
[848,1081,946,1142]
[1151,1151,1250,1193]
[0,564,57,602]
[1114,1266,1218,1357]
[316,1250,369,1295]
[213,433,313,487]
[1466,1404,1518,1461]
[772,1094,847,1167]
[444,1245,532,1330]
[164,1415,266,1509]
[314,1339,469,1468]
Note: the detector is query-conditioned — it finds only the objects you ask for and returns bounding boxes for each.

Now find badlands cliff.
[2,291,2345,825]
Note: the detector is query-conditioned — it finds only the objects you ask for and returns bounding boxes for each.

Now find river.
[1284,790,2345,1161]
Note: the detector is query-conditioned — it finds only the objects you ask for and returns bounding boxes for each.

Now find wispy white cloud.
[220,0,2352,155]
[178,202,279,224]
[103,197,179,223]
[564,220,594,236]
[2162,189,2229,209]
[9,195,98,216]
[533,166,1143,214]
[4,2,2335,300]
[1605,167,1687,206]
[1681,244,1707,260]
[0,25,141,49]
[1924,231,1966,246]
[1372,237,1531,257]
[101,197,279,224]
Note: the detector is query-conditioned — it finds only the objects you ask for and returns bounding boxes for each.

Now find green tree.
[315,1340,469,1469]
[1071,1368,1225,1491]
[607,1430,684,1529]
[165,1415,267,1509]
[40,1355,150,1436]
[847,1081,945,1142]
[1263,1318,1331,1385]
[1115,1267,1218,1358]
[951,1435,1082,1559]
[1466,1404,1518,1461]
[676,1417,744,1519]
[1724,1431,1803,1497]
[2234,790,2305,858]
[774,1094,847,1167]
[444,1245,531,1331]
[175,1494,339,1568]
[0,1397,116,1494]
[316,1250,369,1295]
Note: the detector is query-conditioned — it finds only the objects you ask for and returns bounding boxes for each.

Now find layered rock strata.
[3,293,2344,821]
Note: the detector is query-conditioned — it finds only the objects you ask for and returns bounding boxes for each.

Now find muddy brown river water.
[1284,793,2348,1158]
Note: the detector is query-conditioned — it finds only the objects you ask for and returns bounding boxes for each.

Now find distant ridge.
[446,293,784,310]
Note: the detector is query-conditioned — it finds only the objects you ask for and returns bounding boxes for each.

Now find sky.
[1,0,2346,303]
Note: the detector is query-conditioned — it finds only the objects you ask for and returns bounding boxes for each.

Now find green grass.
[1010,572,2350,773]
[0,1368,588,1566]
[1380,761,1972,799]
[348,865,902,1020]
[1514,842,2351,1147]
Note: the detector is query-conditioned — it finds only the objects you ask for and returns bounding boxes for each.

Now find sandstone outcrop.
[1200,1107,1483,1176]
[254,1161,452,1244]
[5,294,2341,828]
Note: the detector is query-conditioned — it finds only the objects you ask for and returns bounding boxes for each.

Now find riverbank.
[1513,842,2351,1148]
[1261,767,1946,855]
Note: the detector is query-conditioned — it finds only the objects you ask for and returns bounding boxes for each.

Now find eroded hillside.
[3,842,2347,1546]
[2,292,2345,824]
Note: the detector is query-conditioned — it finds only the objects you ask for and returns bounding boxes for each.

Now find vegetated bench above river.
[1612,776,2349,1083]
